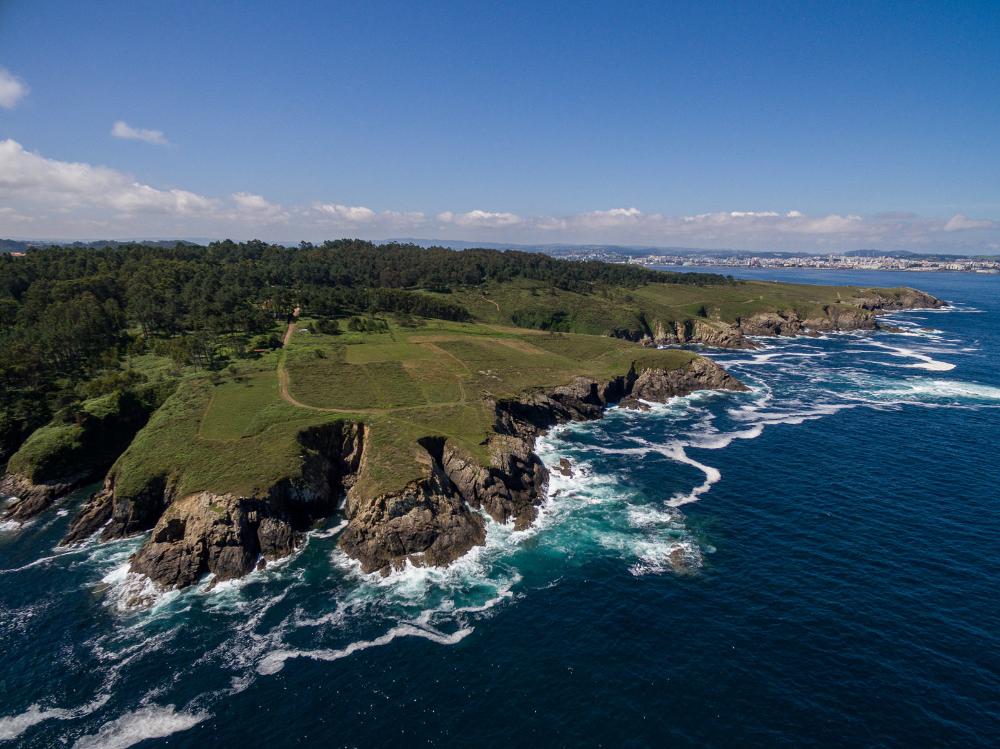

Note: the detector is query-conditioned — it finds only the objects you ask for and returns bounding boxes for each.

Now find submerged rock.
[619,397,651,411]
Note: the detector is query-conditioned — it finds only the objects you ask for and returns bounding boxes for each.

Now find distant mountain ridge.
[2,237,995,259]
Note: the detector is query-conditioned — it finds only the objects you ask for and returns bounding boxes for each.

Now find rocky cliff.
[638,288,944,349]
[339,357,747,575]
[62,422,365,586]
[1,389,163,524]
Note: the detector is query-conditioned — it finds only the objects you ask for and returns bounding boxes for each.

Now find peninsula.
[0,242,942,595]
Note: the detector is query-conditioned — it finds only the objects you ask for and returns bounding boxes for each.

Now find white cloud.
[728,210,780,218]
[379,210,427,227]
[232,192,288,223]
[0,139,215,215]
[568,207,644,229]
[943,213,995,232]
[313,203,377,222]
[437,209,522,228]
[111,120,169,145]
[0,68,29,109]
[1,138,997,251]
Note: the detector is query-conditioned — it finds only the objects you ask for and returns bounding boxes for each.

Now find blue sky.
[1,0,998,251]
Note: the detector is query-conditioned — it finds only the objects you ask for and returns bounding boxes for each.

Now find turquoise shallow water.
[2,269,999,748]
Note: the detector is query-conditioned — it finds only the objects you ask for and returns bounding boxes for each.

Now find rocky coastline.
[635,288,944,349]
[2,287,943,597]
[0,473,88,522]
[53,357,745,592]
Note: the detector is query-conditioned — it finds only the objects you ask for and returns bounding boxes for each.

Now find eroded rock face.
[1,389,163,523]
[855,288,944,311]
[631,357,749,401]
[338,454,488,574]
[649,318,754,349]
[338,357,750,576]
[131,493,298,588]
[61,473,170,546]
[60,421,366,591]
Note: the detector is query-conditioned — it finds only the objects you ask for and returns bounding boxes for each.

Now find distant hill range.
[0,238,208,253]
[2,237,995,260]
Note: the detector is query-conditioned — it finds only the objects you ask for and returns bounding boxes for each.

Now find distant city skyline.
[1,1,998,252]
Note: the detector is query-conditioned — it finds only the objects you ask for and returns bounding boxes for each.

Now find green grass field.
[109,317,695,503]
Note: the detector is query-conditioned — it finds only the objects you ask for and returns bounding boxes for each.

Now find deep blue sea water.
[2,269,998,748]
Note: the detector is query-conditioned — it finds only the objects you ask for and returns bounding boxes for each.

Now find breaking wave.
[71,705,208,749]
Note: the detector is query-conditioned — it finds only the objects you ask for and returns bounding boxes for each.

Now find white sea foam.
[663,445,721,507]
[865,340,956,371]
[257,614,474,676]
[0,696,110,741]
[628,538,703,577]
[101,567,178,613]
[309,519,348,538]
[871,378,1000,403]
[71,705,208,749]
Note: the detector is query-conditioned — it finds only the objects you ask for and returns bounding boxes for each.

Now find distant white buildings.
[626,253,1000,274]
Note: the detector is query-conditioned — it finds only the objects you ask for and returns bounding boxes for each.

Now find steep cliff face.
[130,492,300,588]
[338,448,488,575]
[650,318,754,349]
[0,474,83,523]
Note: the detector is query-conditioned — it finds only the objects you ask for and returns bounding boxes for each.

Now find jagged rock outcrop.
[855,288,943,311]
[130,493,301,588]
[631,357,749,400]
[61,472,171,545]
[64,357,746,588]
[649,318,754,349]
[619,397,651,412]
[338,448,488,575]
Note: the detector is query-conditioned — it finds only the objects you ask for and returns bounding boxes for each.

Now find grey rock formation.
[0,474,79,522]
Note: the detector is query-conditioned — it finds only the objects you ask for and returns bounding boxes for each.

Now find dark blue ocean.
[2,269,998,748]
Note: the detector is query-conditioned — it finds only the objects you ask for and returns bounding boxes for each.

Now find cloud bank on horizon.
[1,138,996,252]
